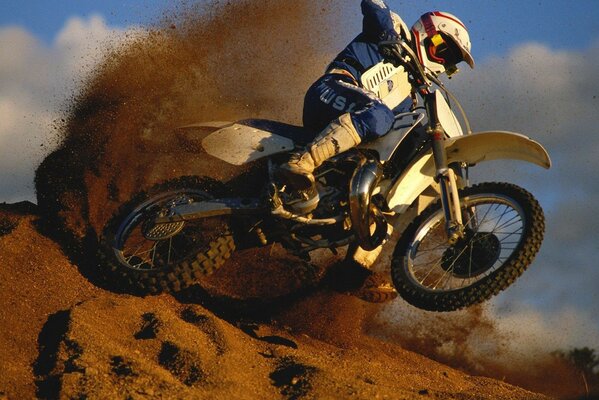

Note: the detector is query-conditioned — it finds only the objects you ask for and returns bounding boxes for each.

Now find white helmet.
[411,11,474,76]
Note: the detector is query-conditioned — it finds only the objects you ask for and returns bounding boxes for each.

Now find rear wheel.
[97,177,235,293]
[391,182,544,312]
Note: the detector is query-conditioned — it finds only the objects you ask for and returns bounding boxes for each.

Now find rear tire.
[97,176,236,294]
[391,182,544,312]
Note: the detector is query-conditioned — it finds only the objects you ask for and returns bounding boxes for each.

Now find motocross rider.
[279,0,475,302]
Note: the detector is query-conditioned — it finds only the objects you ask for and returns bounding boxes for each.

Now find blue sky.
[1,0,599,359]
[0,0,169,41]
[1,0,598,59]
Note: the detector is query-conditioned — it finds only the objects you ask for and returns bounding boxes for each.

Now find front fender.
[445,131,551,169]
[386,131,551,214]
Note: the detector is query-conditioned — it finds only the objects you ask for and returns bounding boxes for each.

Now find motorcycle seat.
[238,119,316,146]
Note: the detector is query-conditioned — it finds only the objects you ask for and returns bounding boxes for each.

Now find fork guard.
[349,155,388,251]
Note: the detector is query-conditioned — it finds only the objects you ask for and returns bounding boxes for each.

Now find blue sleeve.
[361,0,396,42]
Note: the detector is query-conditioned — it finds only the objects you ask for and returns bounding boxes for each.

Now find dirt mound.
[0,205,551,399]
[34,294,547,400]
[0,204,104,398]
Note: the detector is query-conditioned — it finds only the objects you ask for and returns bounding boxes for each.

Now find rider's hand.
[378,30,402,67]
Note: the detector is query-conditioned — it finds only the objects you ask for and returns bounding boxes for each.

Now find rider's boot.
[350,267,398,303]
[279,113,362,193]
[347,240,398,303]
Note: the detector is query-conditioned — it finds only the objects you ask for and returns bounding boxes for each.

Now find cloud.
[0,16,134,202]
[450,40,599,172]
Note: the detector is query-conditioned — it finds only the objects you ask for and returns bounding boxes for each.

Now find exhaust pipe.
[349,155,388,251]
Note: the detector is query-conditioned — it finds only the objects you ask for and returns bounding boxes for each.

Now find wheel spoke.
[125,246,154,261]
[124,245,149,261]
[498,227,524,242]
[415,242,447,253]
[432,265,453,290]
[478,206,502,225]
[416,260,443,285]
[489,205,513,231]
[150,243,158,266]
[494,216,522,232]
[468,237,474,278]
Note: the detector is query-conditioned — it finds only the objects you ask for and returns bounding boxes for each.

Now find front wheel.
[391,182,545,312]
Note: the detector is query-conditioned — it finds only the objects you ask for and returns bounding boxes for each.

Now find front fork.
[429,123,466,245]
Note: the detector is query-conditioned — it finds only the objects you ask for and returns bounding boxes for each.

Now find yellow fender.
[386,131,551,214]
[445,131,551,169]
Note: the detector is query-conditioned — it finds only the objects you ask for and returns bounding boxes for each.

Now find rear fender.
[179,121,295,165]
[386,131,551,214]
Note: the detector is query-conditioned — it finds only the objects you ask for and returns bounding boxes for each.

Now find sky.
[1,0,599,354]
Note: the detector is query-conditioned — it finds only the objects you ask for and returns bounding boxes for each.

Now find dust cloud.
[368,304,590,398]
[35,0,344,238]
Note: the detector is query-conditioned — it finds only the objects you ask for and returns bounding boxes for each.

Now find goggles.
[425,33,463,76]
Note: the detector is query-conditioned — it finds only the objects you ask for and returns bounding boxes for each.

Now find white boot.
[351,222,394,268]
[280,113,362,190]
[346,223,397,303]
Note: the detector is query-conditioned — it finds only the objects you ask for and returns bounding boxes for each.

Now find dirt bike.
[97,40,551,311]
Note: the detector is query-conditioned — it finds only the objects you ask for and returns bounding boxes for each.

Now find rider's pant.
[302,74,394,141]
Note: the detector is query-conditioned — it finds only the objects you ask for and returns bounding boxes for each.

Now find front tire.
[97,177,236,294]
[391,182,544,312]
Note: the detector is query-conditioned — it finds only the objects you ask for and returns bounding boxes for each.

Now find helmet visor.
[425,33,464,69]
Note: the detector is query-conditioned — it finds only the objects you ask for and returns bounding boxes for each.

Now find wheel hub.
[441,232,501,278]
